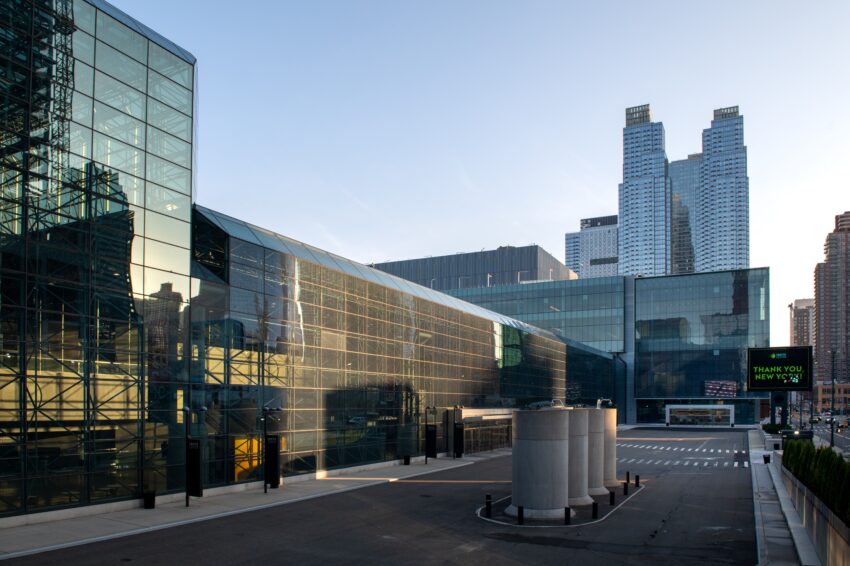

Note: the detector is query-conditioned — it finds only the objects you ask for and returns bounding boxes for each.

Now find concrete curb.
[766,458,821,566]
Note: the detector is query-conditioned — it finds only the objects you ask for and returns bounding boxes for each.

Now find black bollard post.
[609,490,615,506]
[518,506,524,525]
[565,507,571,525]
[485,494,492,518]
[623,480,629,496]
[635,474,640,488]
[626,471,630,485]
[592,501,598,519]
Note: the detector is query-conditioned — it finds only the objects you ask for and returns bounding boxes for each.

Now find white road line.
[626,458,635,463]
[714,462,718,467]
[655,460,663,464]
[665,447,671,450]
[635,459,645,464]
[709,449,715,453]
[673,461,680,465]
[724,462,729,467]
[703,462,709,467]
[683,461,690,466]
[702,449,707,453]
[726,450,730,454]
[664,461,671,465]
[687,448,693,452]
[734,462,739,467]
[744,462,749,468]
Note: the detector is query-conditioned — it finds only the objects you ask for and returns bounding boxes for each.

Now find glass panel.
[72,30,94,65]
[71,92,93,127]
[96,41,146,91]
[148,71,192,116]
[92,132,145,178]
[144,267,190,300]
[145,210,190,248]
[93,101,145,149]
[144,239,190,275]
[146,184,191,221]
[75,60,94,97]
[74,0,95,34]
[149,43,193,89]
[147,99,192,142]
[146,155,190,195]
[69,123,92,160]
[147,127,190,168]
[94,71,146,120]
[96,11,148,63]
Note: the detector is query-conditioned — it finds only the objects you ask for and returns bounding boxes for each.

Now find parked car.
[809,416,821,424]
[825,416,835,424]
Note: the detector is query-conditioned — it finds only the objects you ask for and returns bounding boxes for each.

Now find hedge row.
[783,439,850,526]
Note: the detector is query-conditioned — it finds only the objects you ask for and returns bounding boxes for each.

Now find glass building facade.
[1,0,194,516]
[668,155,700,275]
[190,206,566,482]
[634,268,770,423]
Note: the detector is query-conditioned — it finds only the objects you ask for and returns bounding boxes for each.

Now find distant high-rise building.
[618,105,670,276]
[696,107,749,272]
[373,245,575,291]
[668,154,701,274]
[814,211,850,383]
[789,298,814,347]
[564,215,618,278]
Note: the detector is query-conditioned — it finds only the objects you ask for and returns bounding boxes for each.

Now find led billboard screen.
[747,347,813,391]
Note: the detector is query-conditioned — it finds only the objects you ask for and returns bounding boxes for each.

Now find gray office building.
[564,215,619,278]
[373,245,575,292]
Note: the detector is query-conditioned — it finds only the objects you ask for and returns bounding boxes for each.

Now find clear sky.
[112,0,849,346]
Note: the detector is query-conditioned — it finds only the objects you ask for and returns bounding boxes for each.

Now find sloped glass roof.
[86,0,197,64]
[194,205,561,342]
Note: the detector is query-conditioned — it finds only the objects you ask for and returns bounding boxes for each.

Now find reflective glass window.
[96,11,148,63]
[92,132,145,178]
[73,30,94,65]
[149,43,193,89]
[71,92,93,128]
[148,70,192,116]
[146,184,190,222]
[93,101,145,149]
[70,123,92,159]
[94,71,146,120]
[147,127,190,168]
[96,41,146,91]
[144,239,190,275]
[147,99,191,142]
[73,0,95,34]
[75,60,94,97]
[146,155,190,195]
[144,267,190,299]
[145,210,190,248]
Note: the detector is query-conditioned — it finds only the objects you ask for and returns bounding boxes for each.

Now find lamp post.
[831,350,836,448]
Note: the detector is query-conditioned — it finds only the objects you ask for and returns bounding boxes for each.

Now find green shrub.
[783,439,850,525]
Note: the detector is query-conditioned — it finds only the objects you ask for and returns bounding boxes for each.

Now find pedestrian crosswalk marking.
[734,462,739,467]
[744,461,749,468]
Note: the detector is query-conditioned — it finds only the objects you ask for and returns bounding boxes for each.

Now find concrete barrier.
[568,408,593,506]
[603,408,618,488]
[506,409,574,519]
[587,409,607,496]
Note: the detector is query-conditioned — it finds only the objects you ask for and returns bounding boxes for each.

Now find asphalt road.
[810,423,850,451]
[13,429,757,566]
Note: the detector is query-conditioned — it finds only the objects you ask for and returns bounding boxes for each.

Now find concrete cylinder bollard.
[587,409,607,496]
[603,408,618,488]
[506,409,575,520]
[567,408,593,507]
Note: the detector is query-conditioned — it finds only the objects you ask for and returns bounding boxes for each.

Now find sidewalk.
[749,429,821,566]
[0,451,507,561]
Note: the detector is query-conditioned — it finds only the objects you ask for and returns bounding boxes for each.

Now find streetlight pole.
[831,350,836,448]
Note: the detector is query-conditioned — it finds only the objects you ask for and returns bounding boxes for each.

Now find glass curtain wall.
[191,206,566,482]
[0,0,194,515]
[634,269,770,423]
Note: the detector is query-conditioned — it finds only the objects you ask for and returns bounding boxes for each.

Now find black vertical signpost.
[425,407,437,462]
[184,406,206,507]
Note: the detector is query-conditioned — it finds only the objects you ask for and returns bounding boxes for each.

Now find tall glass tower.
[696,107,749,272]
[618,105,670,276]
[668,154,701,274]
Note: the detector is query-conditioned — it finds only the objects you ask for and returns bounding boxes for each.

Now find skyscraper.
[696,107,749,272]
[668,154,701,275]
[618,105,670,277]
[564,215,619,278]
[789,298,815,347]
[814,212,850,383]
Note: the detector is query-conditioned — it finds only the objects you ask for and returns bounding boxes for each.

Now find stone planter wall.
[781,460,850,566]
